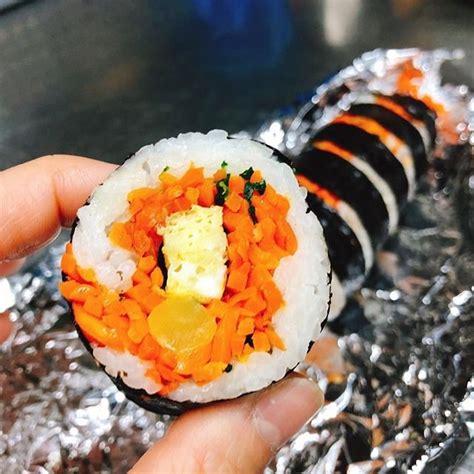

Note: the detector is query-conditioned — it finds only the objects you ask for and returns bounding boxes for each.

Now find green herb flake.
[239,167,254,180]
[243,180,266,202]
[215,174,230,205]
[253,179,266,195]
[248,204,257,223]
[243,181,254,201]
[220,160,228,168]
[161,165,170,174]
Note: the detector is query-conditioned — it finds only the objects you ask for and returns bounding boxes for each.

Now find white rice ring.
[72,130,330,403]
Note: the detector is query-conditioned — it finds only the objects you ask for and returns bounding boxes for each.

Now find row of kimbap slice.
[292,93,437,297]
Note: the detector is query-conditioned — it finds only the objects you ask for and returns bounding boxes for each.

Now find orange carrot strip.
[237,318,255,336]
[240,343,254,361]
[128,317,149,344]
[197,179,216,207]
[248,244,279,270]
[74,304,123,351]
[102,313,130,331]
[258,217,277,251]
[248,265,272,287]
[274,195,290,216]
[145,368,162,385]
[224,191,243,212]
[243,294,267,315]
[160,348,178,368]
[210,322,231,364]
[227,287,258,306]
[141,292,164,314]
[261,281,284,316]
[192,362,227,384]
[254,316,269,331]
[60,253,79,279]
[206,299,230,320]
[213,168,227,182]
[229,175,245,194]
[223,209,253,235]
[132,269,152,286]
[123,298,146,320]
[83,296,103,318]
[108,222,132,250]
[279,220,297,254]
[165,185,184,200]
[150,267,164,288]
[266,327,286,350]
[250,170,263,183]
[103,300,126,316]
[313,140,354,161]
[138,334,162,360]
[100,288,120,308]
[128,187,157,202]
[210,307,239,364]
[226,262,251,293]
[138,255,156,274]
[129,198,144,216]
[176,343,212,375]
[59,281,98,303]
[75,266,96,283]
[253,331,271,352]
[185,187,200,204]
[180,166,204,188]
[252,224,264,243]
[132,229,151,256]
[231,334,245,358]
[159,382,179,396]
[125,283,151,302]
[159,172,178,186]
[156,363,187,383]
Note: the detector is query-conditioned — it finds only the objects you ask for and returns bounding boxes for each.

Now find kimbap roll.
[60,130,330,414]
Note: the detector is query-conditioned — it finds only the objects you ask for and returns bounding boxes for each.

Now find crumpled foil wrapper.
[1,48,473,473]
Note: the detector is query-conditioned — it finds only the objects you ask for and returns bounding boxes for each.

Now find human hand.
[0,156,324,472]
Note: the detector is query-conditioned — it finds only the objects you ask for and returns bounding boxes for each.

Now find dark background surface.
[0,0,473,169]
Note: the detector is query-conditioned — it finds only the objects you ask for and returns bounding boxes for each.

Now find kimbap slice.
[352,93,435,154]
[304,191,366,291]
[296,175,374,279]
[310,139,399,233]
[347,103,428,178]
[60,130,331,413]
[294,148,390,248]
[312,123,409,211]
[388,94,437,149]
[332,113,417,199]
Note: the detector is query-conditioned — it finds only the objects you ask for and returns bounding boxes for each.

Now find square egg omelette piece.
[161,205,228,303]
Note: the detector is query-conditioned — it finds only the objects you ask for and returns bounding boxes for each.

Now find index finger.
[0,155,117,261]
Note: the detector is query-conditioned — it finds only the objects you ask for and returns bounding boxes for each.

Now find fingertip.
[0,312,13,344]
[0,258,26,276]
[253,374,323,450]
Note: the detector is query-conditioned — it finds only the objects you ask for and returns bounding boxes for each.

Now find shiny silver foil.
[1,48,473,472]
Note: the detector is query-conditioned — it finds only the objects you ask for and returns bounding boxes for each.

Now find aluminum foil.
[0,48,473,472]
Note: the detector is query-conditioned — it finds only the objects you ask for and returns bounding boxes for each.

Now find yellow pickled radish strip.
[148,296,217,356]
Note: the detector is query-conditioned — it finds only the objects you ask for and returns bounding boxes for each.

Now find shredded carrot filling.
[313,140,354,161]
[395,60,461,144]
[396,60,446,116]
[333,114,403,156]
[296,174,340,209]
[60,165,295,395]
[375,96,416,123]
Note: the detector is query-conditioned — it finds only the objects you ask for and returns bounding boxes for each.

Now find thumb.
[131,374,323,473]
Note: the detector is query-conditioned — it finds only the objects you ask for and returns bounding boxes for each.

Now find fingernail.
[253,376,323,450]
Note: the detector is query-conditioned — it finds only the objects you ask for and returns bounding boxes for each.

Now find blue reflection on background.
[192,0,292,74]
